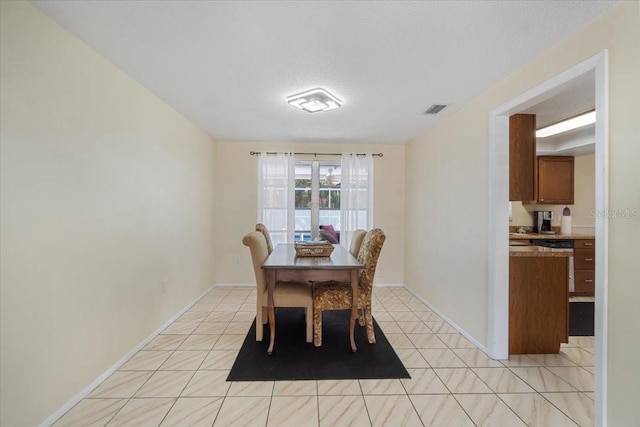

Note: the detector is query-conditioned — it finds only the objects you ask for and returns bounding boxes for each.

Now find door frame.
[487,51,608,424]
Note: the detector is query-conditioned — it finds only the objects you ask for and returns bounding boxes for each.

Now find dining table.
[261,243,364,355]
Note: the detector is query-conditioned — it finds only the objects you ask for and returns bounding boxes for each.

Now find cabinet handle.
[585,279,594,283]
[584,242,593,246]
[585,258,593,262]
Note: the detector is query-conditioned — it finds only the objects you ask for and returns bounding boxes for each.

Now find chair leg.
[256,305,263,342]
[358,308,365,327]
[313,307,322,347]
[305,306,313,343]
[364,309,376,344]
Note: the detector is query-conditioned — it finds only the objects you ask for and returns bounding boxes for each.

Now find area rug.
[569,302,594,336]
[227,308,410,381]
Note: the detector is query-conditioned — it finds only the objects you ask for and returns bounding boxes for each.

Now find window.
[257,153,295,245]
[258,152,372,248]
[294,161,341,241]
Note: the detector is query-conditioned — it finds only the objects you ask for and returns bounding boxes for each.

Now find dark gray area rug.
[227,308,410,381]
[569,302,594,336]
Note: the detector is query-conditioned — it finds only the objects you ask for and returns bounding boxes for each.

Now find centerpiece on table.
[294,240,334,257]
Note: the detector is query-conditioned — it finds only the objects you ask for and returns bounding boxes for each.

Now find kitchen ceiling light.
[287,88,342,113]
[536,110,596,138]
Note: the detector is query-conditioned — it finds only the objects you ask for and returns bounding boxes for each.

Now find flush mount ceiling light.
[536,110,596,138]
[287,88,342,113]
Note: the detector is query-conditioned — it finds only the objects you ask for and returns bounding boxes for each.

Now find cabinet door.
[574,248,595,270]
[537,156,574,204]
[574,270,595,294]
[509,114,536,201]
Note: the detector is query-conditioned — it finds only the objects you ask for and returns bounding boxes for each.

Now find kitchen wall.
[0,2,217,426]
[511,153,595,234]
[214,141,405,287]
[405,2,639,425]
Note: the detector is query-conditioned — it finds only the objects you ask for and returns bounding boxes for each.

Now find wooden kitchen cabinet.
[509,115,575,204]
[509,254,569,354]
[573,239,595,296]
[536,156,574,204]
[509,114,536,201]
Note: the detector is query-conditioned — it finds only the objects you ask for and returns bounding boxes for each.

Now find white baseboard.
[402,286,489,355]
[42,282,489,426]
[40,284,217,427]
[214,283,254,287]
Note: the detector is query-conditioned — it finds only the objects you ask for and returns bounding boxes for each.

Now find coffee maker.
[534,211,554,234]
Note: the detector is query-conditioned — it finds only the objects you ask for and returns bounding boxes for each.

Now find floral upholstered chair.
[312,228,386,347]
[242,231,313,343]
[255,223,274,254]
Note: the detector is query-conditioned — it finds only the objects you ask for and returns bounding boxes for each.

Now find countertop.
[509,232,595,240]
[509,246,573,257]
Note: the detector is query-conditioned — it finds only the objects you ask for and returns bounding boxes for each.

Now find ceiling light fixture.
[536,110,596,138]
[287,88,342,113]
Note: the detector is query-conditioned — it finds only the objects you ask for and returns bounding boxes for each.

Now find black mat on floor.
[569,302,594,336]
[227,308,410,381]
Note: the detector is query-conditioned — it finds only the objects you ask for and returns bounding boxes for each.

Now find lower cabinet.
[509,255,569,354]
[573,239,595,296]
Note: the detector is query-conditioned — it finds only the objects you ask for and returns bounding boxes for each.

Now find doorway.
[487,51,608,424]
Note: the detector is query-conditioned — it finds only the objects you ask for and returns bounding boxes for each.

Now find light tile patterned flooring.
[54,286,595,426]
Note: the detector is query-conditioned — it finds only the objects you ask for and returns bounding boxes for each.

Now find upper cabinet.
[536,156,574,204]
[509,114,536,201]
[509,113,575,204]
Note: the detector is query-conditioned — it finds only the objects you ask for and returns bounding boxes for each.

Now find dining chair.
[349,229,367,324]
[255,223,274,254]
[242,231,313,343]
[312,228,386,347]
[349,229,367,257]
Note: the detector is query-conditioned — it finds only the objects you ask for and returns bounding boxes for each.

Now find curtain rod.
[250,151,383,157]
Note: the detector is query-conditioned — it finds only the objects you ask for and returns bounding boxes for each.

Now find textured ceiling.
[31,0,618,144]
[521,70,595,129]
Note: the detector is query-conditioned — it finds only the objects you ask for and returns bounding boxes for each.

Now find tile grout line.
[53,285,595,426]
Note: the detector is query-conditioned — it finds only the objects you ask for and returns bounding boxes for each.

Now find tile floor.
[54,286,595,427]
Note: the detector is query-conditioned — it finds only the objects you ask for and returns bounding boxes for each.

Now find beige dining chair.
[349,229,367,257]
[242,231,313,343]
[312,228,386,347]
[255,223,274,254]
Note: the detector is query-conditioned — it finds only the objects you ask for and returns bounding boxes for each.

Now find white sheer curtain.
[340,153,373,250]
[257,153,296,244]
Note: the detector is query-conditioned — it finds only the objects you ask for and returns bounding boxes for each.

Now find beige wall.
[511,153,596,234]
[405,2,639,424]
[2,0,638,425]
[0,2,217,426]
[214,141,405,286]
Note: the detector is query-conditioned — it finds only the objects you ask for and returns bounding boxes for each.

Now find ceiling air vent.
[424,104,448,115]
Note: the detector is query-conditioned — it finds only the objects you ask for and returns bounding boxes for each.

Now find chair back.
[255,223,274,254]
[349,229,367,258]
[242,231,269,292]
[356,228,386,293]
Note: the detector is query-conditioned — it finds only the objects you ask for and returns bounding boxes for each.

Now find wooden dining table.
[261,243,364,355]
